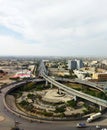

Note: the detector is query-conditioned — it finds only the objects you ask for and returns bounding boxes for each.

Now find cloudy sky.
[0,0,107,57]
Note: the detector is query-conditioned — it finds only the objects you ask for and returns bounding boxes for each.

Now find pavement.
[43,89,73,103]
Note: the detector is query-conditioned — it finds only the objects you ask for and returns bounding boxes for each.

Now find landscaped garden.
[7,81,103,120]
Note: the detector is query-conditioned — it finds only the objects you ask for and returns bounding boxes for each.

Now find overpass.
[39,61,107,109]
[53,77,104,92]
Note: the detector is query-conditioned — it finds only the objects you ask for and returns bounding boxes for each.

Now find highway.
[1,90,107,130]
[0,81,83,130]
[0,92,96,130]
[0,79,107,130]
[42,73,107,107]
[39,61,107,108]
[0,60,107,129]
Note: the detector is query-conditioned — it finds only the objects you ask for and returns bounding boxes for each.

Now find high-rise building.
[68,60,77,70]
[76,59,84,69]
[68,59,83,70]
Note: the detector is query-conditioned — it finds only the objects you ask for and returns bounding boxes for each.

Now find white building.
[74,70,89,80]
[75,59,84,69]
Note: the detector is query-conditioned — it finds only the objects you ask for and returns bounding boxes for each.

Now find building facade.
[68,59,83,70]
[92,73,107,81]
[68,60,77,70]
[76,59,84,69]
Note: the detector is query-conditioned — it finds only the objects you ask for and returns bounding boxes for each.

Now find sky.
[0,0,107,57]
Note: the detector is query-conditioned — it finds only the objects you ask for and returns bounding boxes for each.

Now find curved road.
[0,92,86,130]
[0,81,80,130]
[0,82,107,130]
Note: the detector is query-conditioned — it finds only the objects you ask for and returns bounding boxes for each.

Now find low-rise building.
[74,70,90,80]
[92,73,107,81]
[11,70,31,79]
[49,68,70,76]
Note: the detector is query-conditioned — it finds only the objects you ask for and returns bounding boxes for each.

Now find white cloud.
[0,0,107,56]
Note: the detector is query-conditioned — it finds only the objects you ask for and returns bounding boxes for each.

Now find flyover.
[0,61,107,129]
[40,61,107,108]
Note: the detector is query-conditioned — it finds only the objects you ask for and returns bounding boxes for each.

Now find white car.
[101,128,107,130]
[96,125,101,129]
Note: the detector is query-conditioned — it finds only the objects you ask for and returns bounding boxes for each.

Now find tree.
[69,70,77,79]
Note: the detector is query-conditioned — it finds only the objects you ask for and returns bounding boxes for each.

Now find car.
[96,125,101,129]
[76,123,87,128]
[101,128,107,130]
[11,127,20,130]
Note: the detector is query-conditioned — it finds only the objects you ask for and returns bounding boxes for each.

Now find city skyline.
[0,0,107,57]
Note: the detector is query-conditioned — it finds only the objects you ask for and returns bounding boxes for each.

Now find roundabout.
[2,79,106,121]
[5,82,86,121]
[0,79,107,130]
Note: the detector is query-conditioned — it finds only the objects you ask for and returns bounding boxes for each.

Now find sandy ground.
[0,116,5,122]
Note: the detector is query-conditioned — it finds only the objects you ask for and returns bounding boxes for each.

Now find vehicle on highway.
[11,127,20,130]
[96,125,101,129]
[101,128,107,130]
[87,112,101,123]
[76,123,87,128]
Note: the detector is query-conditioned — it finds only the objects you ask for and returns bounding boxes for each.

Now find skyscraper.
[68,59,83,70]
[68,60,77,70]
[75,59,84,70]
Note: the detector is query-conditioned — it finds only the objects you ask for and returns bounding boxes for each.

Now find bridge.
[39,61,107,110]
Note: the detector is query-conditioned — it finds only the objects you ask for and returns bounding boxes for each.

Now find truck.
[87,112,102,123]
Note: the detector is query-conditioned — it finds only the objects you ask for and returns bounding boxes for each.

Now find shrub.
[42,111,53,117]
[66,100,77,108]
[27,94,36,100]
[55,106,66,113]
[19,100,29,106]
